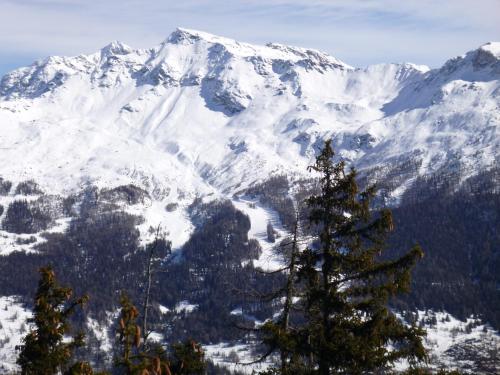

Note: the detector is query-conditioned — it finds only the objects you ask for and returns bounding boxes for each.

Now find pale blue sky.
[1,0,499,75]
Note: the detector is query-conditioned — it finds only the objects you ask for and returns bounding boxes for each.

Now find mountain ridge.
[0,30,499,373]
[0,29,498,204]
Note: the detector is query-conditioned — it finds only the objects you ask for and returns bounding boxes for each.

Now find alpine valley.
[0,29,498,373]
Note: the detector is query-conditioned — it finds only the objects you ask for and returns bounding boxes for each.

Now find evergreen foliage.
[388,180,500,329]
[16,266,92,375]
[266,221,276,243]
[0,169,493,373]
[161,199,281,343]
[15,180,43,195]
[260,140,427,374]
[115,293,206,375]
[2,199,52,234]
[169,341,206,375]
[245,175,296,230]
[0,177,12,195]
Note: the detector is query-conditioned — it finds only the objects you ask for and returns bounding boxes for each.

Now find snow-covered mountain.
[0,30,499,373]
[1,28,498,204]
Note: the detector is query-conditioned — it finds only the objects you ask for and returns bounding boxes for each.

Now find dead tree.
[142,225,171,346]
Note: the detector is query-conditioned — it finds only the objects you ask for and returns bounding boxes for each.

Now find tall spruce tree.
[17,266,92,375]
[295,139,426,374]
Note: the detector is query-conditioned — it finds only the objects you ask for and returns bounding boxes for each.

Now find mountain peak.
[0,31,498,208]
[166,27,238,46]
[436,41,500,78]
[470,41,500,71]
[101,41,133,56]
[479,42,500,58]
[164,28,351,70]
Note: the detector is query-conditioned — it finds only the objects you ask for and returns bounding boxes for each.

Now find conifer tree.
[267,221,276,243]
[295,139,426,374]
[115,293,169,374]
[169,340,206,375]
[17,266,92,375]
[115,293,205,375]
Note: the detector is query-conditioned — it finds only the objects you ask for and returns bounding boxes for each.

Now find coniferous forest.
[1,2,500,371]
[0,141,494,374]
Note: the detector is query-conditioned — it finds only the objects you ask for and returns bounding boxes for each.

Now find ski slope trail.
[233,197,288,271]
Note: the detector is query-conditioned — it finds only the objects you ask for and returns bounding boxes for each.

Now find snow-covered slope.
[0,297,32,372]
[1,32,498,372]
[0,29,498,206]
[232,197,288,271]
[1,296,497,373]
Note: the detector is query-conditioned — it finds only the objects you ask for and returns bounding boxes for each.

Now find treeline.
[0,190,284,368]
[0,145,495,373]
[7,141,442,375]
